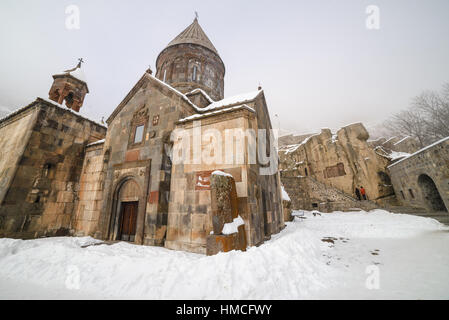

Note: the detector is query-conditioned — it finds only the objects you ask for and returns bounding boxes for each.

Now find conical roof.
[165,18,219,55]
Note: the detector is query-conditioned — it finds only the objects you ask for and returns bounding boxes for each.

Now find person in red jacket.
[360,186,367,200]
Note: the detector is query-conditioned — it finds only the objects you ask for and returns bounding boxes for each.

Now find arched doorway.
[116,179,140,242]
[418,174,447,212]
[377,171,394,197]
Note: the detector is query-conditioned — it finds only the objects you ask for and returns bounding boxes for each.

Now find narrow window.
[163,69,167,82]
[192,65,197,81]
[43,163,55,179]
[134,125,144,144]
[408,189,415,199]
[43,163,52,177]
[65,92,74,106]
[400,190,405,199]
[305,168,308,176]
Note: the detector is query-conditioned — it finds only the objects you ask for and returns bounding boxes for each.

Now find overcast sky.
[1,0,448,135]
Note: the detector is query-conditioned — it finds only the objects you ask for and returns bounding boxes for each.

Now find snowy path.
[0,210,448,299]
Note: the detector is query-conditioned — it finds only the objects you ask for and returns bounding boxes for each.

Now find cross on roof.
[77,58,84,68]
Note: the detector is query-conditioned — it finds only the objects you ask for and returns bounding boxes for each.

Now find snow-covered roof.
[148,73,204,112]
[373,146,392,159]
[67,67,87,83]
[53,65,89,92]
[164,18,220,56]
[280,144,301,154]
[107,72,202,124]
[186,88,214,103]
[382,136,398,145]
[86,139,105,147]
[178,104,255,123]
[393,136,412,146]
[388,151,411,161]
[107,72,263,125]
[388,136,449,168]
[0,97,106,128]
[38,97,105,127]
[280,132,320,154]
[199,90,262,112]
[0,102,34,125]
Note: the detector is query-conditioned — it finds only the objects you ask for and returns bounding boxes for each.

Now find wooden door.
[119,202,138,242]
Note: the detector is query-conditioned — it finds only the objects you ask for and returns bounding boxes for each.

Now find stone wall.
[282,176,378,212]
[388,137,449,212]
[167,110,256,253]
[278,133,313,147]
[0,106,38,205]
[73,142,107,237]
[156,43,225,101]
[252,93,284,242]
[279,123,395,211]
[167,93,284,254]
[100,73,196,246]
[369,136,420,155]
[0,99,106,238]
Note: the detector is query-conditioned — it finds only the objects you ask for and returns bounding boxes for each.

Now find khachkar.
[207,171,247,255]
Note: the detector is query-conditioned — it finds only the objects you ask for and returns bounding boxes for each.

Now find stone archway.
[111,178,141,242]
[418,174,447,212]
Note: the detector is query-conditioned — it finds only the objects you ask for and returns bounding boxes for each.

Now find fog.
[1,0,448,135]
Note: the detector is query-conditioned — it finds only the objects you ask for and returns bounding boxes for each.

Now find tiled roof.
[165,18,219,55]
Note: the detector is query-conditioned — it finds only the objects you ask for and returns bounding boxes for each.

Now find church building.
[0,18,285,254]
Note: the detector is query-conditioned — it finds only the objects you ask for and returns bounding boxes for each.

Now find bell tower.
[155,17,225,101]
[49,58,89,112]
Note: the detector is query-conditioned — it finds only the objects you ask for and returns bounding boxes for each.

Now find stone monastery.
[1,17,448,255]
[0,18,286,255]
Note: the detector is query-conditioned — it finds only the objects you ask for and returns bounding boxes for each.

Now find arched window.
[163,69,167,82]
[134,125,144,144]
[65,92,74,106]
[192,65,198,81]
[43,163,55,179]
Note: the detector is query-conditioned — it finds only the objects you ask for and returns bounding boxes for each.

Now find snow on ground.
[0,210,448,300]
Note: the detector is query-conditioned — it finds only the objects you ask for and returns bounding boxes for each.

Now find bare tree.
[384,83,449,148]
[414,87,449,141]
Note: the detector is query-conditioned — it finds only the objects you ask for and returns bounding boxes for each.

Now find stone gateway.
[388,137,449,213]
